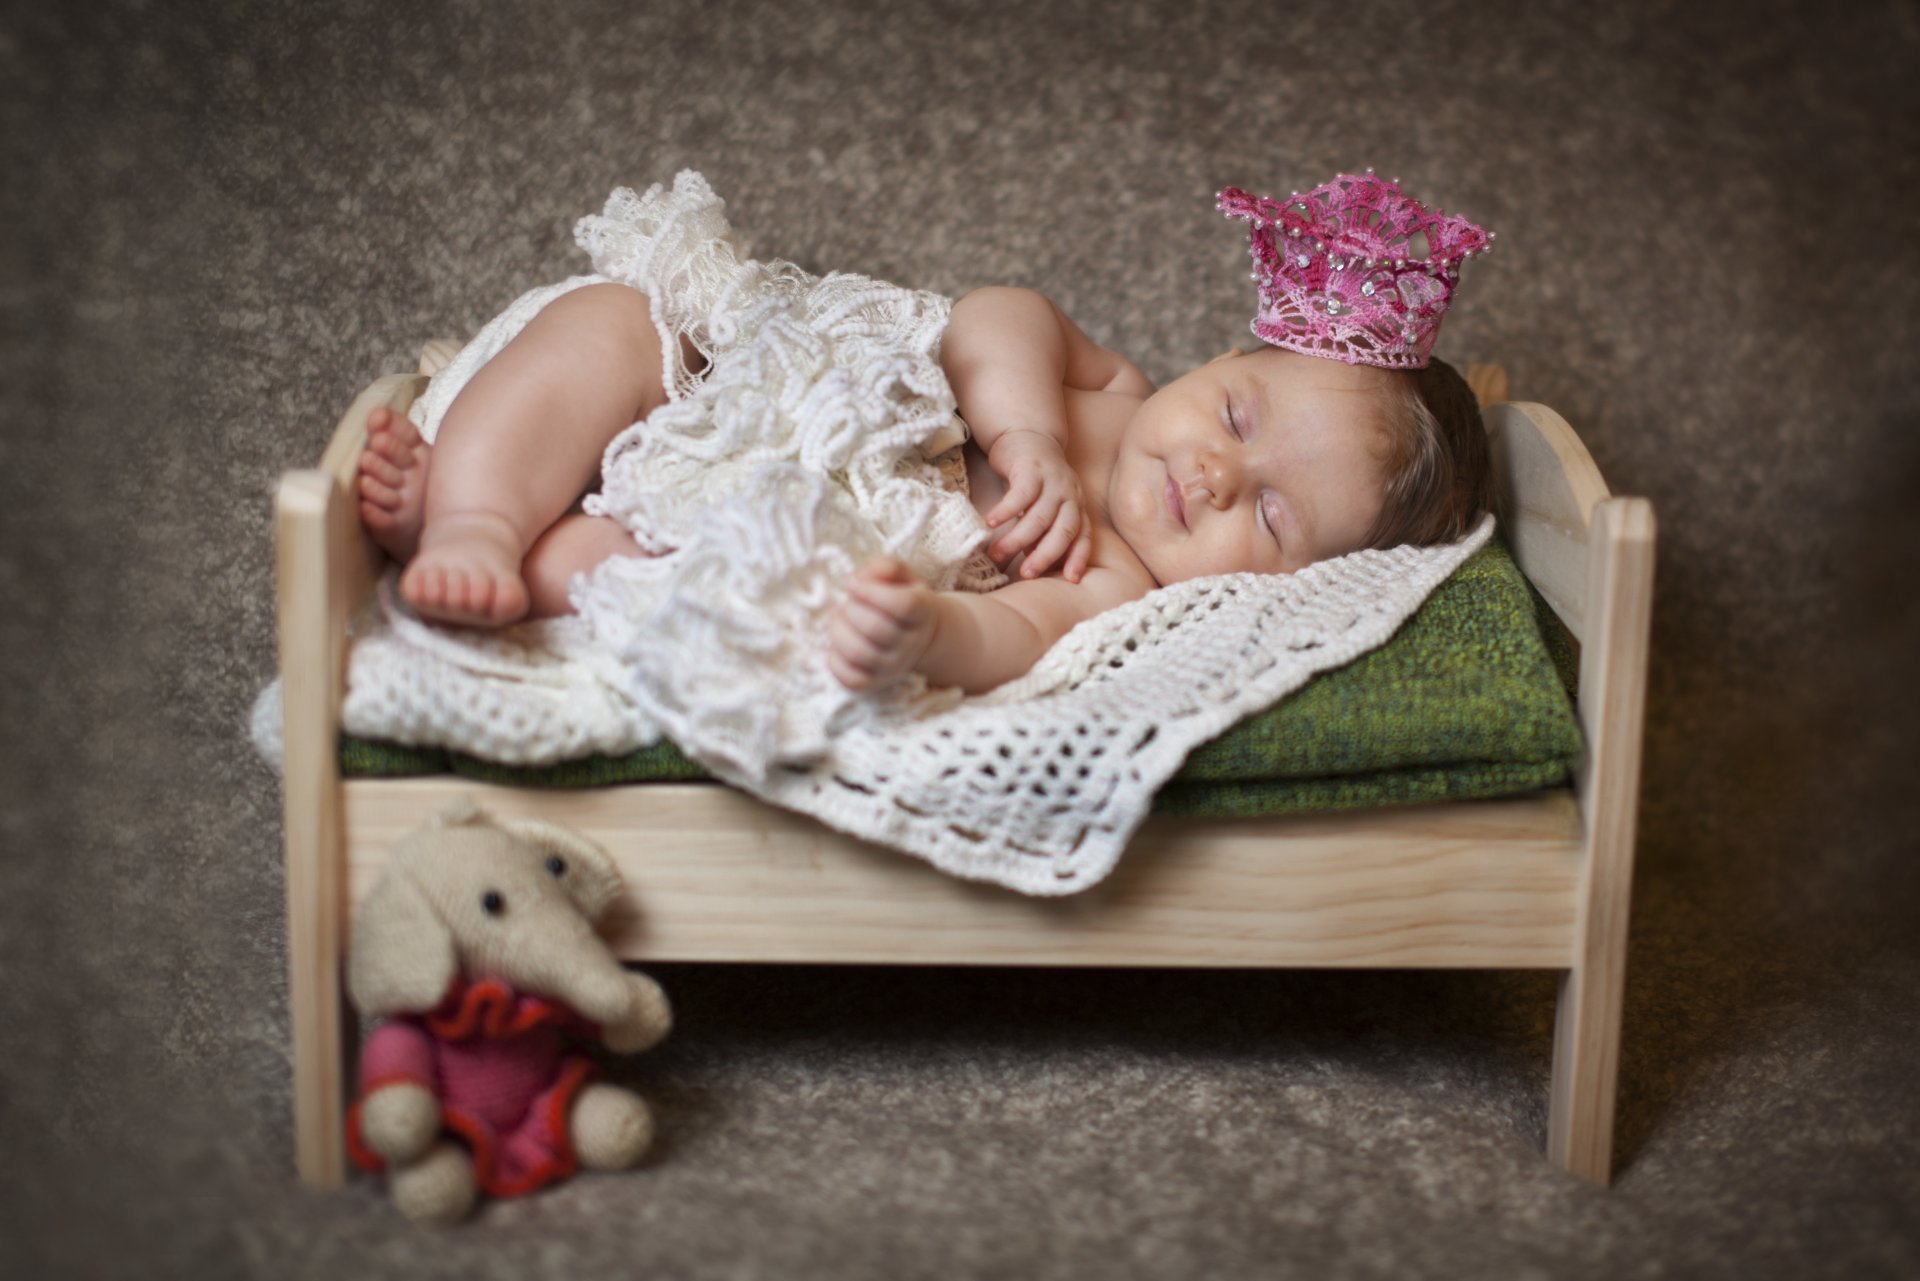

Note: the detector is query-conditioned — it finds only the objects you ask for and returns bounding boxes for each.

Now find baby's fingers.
[1063,527,1093,583]
[845,571,927,629]
[828,647,877,690]
[991,491,1063,561]
[985,472,1043,531]
[827,610,888,688]
[1015,502,1083,579]
[838,595,907,647]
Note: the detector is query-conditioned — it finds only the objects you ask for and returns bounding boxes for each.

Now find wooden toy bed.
[274,356,1653,1190]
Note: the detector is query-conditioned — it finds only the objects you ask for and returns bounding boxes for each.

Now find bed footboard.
[275,373,421,1188]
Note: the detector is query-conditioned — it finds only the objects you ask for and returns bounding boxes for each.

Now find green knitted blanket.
[341,539,1582,816]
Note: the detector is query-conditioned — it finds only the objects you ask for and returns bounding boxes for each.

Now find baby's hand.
[828,556,938,690]
[985,430,1091,582]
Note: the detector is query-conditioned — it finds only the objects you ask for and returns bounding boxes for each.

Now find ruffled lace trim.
[423,976,594,1041]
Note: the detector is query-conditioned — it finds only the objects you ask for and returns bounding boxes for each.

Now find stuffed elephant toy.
[345,796,672,1223]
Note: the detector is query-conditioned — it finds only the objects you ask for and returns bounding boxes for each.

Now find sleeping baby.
[356,171,1493,695]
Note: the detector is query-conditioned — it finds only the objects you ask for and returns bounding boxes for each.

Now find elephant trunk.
[474,907,637,1029]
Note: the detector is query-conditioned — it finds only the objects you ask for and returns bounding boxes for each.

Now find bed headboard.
[1484,400,1617,643]
[1480,401,1654,864]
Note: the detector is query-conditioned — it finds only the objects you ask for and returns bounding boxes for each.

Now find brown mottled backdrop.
[3,1,1915,1276]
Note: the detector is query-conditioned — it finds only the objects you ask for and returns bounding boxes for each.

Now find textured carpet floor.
[3,1,1917,1277]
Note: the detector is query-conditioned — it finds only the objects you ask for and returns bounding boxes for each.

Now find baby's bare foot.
[401,511,531,627]
[357,406,430,563]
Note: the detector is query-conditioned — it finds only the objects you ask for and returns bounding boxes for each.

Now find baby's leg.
[401,282,673,626]
[521,513,649,619]
[359,422,655,618]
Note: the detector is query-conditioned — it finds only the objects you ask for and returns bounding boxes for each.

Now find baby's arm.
[942,288,1152,581]
[828,556,1137,695]
[943,286,1153,415]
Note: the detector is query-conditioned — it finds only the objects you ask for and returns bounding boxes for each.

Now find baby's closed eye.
[1258,493,1285,549]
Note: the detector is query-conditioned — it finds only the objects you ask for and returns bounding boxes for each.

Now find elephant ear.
[429,795,486,829]
[347,865,457,1017]
[497,818,625,926]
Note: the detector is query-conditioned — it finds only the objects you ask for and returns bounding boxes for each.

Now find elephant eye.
[545,856,567,878]
[481,890,505,917]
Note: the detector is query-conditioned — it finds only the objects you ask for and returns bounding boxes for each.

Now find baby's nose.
[1199,450,1243,508]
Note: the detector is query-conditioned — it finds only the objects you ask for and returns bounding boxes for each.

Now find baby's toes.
[365,406,396,445]
[359,449,405,489]
[444,565,527,626]
[366,429,414,469]
[358,472,401,513]
[400,562,443,610]
[366,405,411,439]
[441,567,486,618]
[360,500,397,538]
[469,571,528,625]
[469,574,509,621]
[366,407,421,456]
[439,568,489,620]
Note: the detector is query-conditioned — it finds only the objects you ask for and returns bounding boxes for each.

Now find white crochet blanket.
[326,172,1495,896]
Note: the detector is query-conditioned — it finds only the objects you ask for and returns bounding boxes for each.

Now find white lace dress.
[409,171,997,585]
[354,172,1002,774]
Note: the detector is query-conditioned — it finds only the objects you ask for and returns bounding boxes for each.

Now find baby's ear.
[1206,347,1246,365]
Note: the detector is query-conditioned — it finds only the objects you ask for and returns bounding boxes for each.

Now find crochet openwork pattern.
[1219,172,1492,370]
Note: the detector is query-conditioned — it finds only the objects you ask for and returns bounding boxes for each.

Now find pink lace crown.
[1218,171,1493,370]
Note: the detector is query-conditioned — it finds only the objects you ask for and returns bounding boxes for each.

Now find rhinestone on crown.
[1218,171,1492,370]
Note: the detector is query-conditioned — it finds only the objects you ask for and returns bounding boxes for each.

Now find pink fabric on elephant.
[348,977,602,1197]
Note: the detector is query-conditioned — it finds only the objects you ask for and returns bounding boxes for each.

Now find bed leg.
[1548,497,1654,1186]
[277,468,359,1188]
[1548,961,1624,1185]
[285,793,351,1190]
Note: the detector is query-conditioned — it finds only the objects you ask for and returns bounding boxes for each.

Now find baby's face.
[1105,346,1391,585]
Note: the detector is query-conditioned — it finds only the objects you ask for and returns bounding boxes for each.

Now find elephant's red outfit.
[347,977,602,1197]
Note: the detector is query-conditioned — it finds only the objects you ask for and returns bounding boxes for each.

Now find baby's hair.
[1362,356,1492,551]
